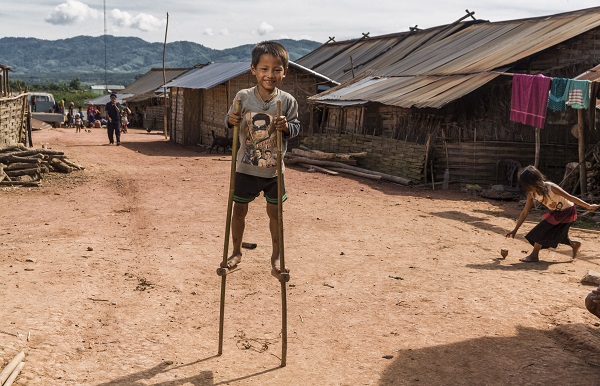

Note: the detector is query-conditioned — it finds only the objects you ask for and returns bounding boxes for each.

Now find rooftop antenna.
[104,0,107,93]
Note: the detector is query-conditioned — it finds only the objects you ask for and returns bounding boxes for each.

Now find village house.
[161,61,337,147]
[296,7,600,188]
[86,68,192,131]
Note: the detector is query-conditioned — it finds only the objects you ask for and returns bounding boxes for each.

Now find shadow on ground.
[379,324,600,385]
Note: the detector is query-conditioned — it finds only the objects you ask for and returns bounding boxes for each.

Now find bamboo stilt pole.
[276,100,288,367]
[217,99,241,355]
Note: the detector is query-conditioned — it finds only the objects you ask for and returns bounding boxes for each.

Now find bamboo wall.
[301,133,427,182]
[0,94,28,147]
[171,88,185,144]
[431,141,578,187]
[143,105,165,133]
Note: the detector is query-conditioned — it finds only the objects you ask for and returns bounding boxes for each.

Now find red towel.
[510,74,552,128]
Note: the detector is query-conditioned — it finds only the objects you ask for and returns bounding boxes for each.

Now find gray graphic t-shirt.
[226,87,300,178]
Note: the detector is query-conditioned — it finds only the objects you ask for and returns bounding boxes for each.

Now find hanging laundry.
[547,77,569,111]
[586,81,600,131]
[510,74,552,128]
[565,79,591,109]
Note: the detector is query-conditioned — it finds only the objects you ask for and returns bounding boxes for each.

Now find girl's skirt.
[525,205,577,249]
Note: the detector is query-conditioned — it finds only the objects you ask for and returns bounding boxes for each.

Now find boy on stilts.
[224,41,300,277]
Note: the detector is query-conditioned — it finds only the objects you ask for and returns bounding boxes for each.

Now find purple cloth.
[510,74,552,128]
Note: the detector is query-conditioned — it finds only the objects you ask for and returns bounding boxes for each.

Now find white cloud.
[255,22,274,36]
[45,0,100,25]
[203,28,214,36]
[219,28,230,36]
[111,9,164,32]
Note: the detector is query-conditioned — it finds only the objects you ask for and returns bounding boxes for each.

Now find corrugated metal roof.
[162,61,338,91]
[380,9,600,77]
[304,7,600,109]
[162,62,250,90]
[121,68,191,94]
[86,94,135,105]
[575,64,600,81]
[310,73,501,109]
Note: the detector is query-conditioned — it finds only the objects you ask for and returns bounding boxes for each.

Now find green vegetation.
[10,77,99,108]
[0,35,321,86]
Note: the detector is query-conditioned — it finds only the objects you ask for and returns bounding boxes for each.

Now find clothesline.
[491,70,600,81]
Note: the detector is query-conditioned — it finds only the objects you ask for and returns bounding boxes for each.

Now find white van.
[29,92,56,113]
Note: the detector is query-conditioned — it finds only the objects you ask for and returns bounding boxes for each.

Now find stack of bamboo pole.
[0,144,84,187]
[0,351,25,386]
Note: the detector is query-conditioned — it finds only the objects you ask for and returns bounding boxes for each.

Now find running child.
[506,165,599,262]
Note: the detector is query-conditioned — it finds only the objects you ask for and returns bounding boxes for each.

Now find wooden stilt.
[218,99,241,356]
[276,100,288,367]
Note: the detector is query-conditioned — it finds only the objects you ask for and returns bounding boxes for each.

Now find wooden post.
[534,128,540,168]
[162,12,169,139]
[577,109,587,195]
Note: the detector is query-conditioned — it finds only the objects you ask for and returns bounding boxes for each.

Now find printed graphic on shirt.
[241,111,278,168]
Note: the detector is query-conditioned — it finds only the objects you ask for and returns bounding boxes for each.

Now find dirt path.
[1,127,600,385]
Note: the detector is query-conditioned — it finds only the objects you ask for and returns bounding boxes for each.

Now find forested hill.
[0,35,322,86]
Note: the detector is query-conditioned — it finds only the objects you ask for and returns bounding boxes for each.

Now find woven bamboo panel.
[0,95,27,147]
[301,133,426,182]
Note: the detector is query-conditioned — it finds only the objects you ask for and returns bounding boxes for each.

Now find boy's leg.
[228,202,248,268]
[267,202,287,276]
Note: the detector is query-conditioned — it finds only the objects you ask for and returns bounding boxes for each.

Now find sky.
[0,0,599,50]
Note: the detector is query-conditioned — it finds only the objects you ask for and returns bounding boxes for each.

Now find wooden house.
[296,7,600,186]
[162,61,338,147]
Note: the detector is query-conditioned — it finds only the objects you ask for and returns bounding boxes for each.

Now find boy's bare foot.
[226,253,242,269]
[571,241,581,258]
[271,256,289,279]
[519,255,539,263]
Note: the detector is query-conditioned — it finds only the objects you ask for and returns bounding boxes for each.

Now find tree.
[69,78,81,90]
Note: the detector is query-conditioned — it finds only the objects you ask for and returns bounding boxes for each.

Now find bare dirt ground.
[2,126,600,386]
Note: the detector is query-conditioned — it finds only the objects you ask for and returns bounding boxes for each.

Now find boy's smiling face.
[251,53,286,93]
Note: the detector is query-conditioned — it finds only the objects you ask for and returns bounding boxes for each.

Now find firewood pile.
[0,144,84,187]
[285,146,413,186]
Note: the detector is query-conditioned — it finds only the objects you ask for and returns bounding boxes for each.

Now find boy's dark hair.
[251,41,289,69]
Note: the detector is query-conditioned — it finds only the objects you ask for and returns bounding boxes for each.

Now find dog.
[209,130,233,153]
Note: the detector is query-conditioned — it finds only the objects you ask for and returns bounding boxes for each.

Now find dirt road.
[1,127,600,385]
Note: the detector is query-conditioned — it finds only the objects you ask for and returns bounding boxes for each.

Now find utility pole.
[104,0,107,93]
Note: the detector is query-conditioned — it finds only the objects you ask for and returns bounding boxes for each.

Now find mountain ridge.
[0,35,322,85]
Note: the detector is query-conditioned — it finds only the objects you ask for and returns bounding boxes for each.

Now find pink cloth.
[510,74,552,128]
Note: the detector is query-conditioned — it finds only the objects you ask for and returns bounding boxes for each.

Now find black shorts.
[233,172,287,205]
